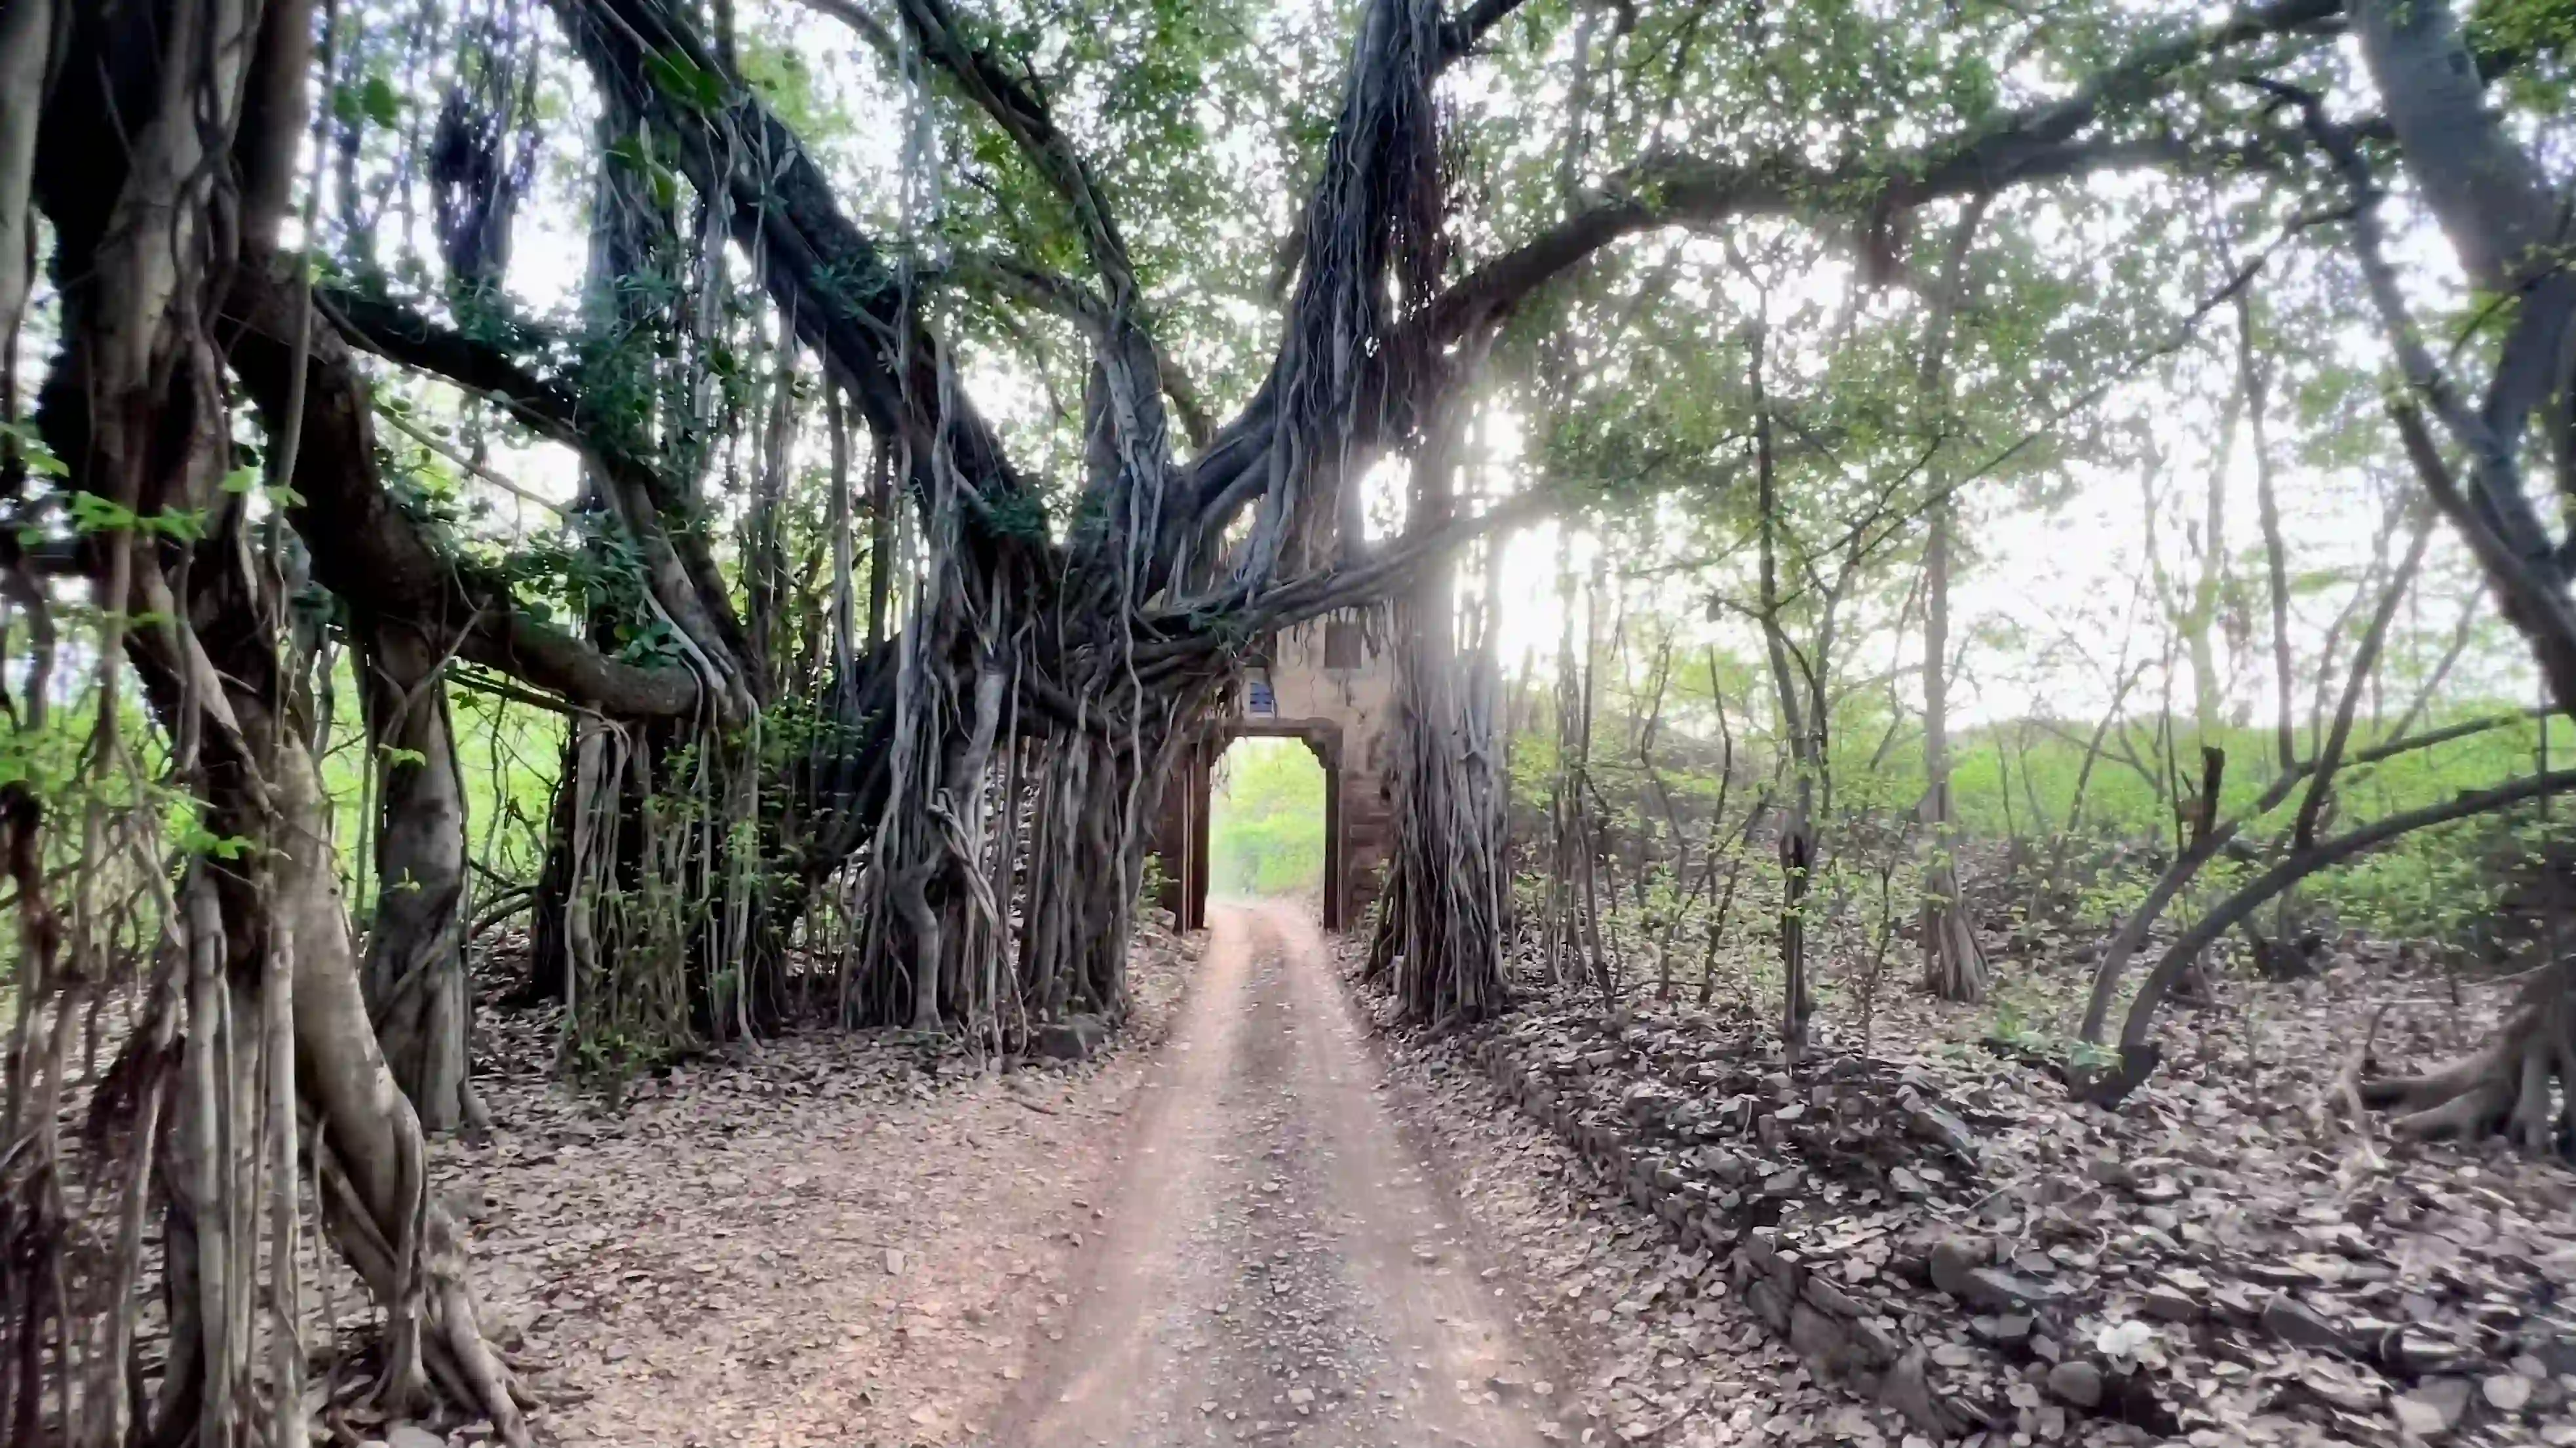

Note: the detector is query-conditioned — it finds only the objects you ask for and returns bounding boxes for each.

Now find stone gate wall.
[1153,617,1398,932]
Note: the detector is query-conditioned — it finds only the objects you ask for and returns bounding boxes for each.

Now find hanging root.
[2362,961,2576,1153]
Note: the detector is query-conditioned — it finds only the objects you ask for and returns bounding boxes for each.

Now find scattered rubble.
[1389,945,2576,1447]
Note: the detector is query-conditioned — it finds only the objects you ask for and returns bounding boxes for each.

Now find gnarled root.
[2363,960,2576,1154]
[315,1141,528,1436]
[275,743,530,1441]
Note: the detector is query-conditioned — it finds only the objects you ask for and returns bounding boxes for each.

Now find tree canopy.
[3,0,2575,1439]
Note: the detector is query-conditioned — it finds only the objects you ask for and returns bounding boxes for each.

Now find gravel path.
[997,902,1562,1448]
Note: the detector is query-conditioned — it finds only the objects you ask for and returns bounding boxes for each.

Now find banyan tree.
[1,0,2573,1436]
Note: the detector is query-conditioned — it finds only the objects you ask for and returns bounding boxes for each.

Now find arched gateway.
[1152,617,1400,931]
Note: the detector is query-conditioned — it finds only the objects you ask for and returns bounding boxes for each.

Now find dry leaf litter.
[1356,936,2576,1448]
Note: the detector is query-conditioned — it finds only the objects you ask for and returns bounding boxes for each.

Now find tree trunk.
[1775,779,1815,1060]
[1753,328,1813,1060]
[359,622,486,1135]
[2238,290,2311,964]
[172,282,528,1447]
[1543,529,1581,988]
[1920,494,1988,1003]
[1912,197,1991,1004]
[1373,399,1508,1026]
[263,703,527,1438]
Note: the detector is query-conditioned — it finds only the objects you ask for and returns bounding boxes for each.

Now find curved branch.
[2073,703,2543,1042]
[1138,484,1552,670]
[1430,136,2201,347]
[2113,768,2576,1060]
[227,265,701,717]
[317,288,663,501]
[317,286,758,700]
[1421,0,2347,344]
[946,252,1215,448]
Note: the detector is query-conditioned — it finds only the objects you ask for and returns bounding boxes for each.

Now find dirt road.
[998,902,1559,1448]
[463,907,1573,1447]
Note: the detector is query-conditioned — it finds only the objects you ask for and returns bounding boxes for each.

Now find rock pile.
[1457,993,2576,1445]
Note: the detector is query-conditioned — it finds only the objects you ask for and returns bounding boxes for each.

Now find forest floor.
[423,908,2576,1448]
[438,903,1790,1448]
[425,929,1193,1448]
[1438,928,2576,1448]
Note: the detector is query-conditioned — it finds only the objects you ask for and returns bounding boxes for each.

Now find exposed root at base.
[320,1144,531,1442]
[1921,891,1988,1005]
[2364,964,2575,1154]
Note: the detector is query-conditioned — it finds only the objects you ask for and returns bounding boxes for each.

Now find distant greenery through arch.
[1211,739,1328,901]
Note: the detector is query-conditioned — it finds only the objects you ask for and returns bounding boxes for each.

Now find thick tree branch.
[1431,138,2222,347]
[318,288,666,509]
[228,265,702,717]
[2351,0,2576,538]
[803,0,1200,579]
[1438,0,1533,62]
[1421,0,2347,343]
[1137,484,1551,671]
[2274,69,2576,714]
[558,0,1039,520]
[317,286,759,705]
[2352,0,2561,298]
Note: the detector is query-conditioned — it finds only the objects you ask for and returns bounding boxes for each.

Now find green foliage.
[644,47,728,115]
[1137,851,1170,917]
[332,73,402,128]
[64,494,206,543]
[1209,738,1325,899]
[0,421,66,478]
[606,132,685,212]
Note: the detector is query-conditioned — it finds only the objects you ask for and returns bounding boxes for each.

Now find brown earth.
[429,937,1192,1448]
[997,900,1567,1447]
[438,905,1593,1448]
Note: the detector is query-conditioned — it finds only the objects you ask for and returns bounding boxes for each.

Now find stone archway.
[1160,722,1347,930]
[1153,619,1396,933]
